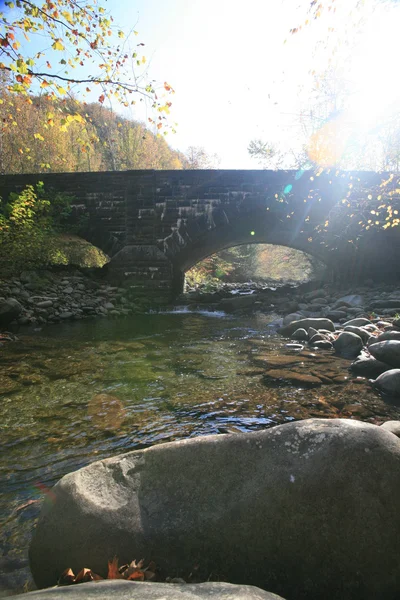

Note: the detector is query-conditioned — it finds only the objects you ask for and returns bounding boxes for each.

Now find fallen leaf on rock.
[59,557,156,586]
[75,568,102,583]
[108,556,123,579]
[58,568,77,585]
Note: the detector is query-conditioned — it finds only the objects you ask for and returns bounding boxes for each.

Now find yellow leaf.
[52,39,65,51]
[34,133,44,141]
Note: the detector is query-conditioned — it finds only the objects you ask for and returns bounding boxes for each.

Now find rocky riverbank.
[0,269,137,330]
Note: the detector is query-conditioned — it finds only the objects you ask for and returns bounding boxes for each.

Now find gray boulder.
[279,318,335,337]
[372,369,400,396]
[333,331,364,358]
[12,581,284,600]
[30,420,400,600]
[381,421,400,438]
[369,341,400,368]
[0,297,23,327]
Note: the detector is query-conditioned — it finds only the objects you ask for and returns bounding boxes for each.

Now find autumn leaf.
[58,568,76,585]
[98,94,105,104]
[107,556,123,579]
[52,39,65,51]
[75,568,102,583]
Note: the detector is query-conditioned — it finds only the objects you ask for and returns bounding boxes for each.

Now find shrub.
[0,183,73,275]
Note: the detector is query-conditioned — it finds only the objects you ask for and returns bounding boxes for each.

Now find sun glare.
[345,4,400,133]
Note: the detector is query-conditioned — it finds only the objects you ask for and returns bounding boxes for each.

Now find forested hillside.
[0,89,184,173]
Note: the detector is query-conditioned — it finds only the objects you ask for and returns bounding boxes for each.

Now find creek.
[1,308,400,594]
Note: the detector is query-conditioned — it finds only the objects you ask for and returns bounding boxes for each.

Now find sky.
[3,0,400,168]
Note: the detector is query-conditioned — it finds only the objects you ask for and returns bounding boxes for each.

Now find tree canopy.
[0,0,173,116]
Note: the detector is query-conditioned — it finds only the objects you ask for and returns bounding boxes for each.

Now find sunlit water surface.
[1,310,400,593]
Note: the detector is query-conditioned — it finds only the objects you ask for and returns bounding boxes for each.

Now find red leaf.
[107,557,122,579]
[98,94,105,104]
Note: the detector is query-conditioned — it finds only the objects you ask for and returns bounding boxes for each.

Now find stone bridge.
[1,169,399,298]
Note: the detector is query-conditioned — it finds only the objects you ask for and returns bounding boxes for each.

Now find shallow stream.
[1,309,400,594]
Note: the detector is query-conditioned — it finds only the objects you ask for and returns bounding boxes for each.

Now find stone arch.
[161,206,335,293]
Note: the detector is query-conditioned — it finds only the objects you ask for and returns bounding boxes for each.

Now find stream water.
[1,308,400,595]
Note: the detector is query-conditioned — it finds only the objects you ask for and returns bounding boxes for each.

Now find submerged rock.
[29,419,400,600]
[263,369,322,386]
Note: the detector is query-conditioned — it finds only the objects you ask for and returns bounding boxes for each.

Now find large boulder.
[29,420,400,600]
[12,580,284,600]
[0,297,23,328]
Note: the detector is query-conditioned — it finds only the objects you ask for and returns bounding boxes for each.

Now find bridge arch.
[161,205,335,293]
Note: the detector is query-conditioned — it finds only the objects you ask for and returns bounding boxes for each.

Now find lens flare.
[307,118,350,167]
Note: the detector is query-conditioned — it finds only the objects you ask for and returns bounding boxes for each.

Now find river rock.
[36,300,53,309]
[342,317,371,328]
[217,295,261,312]
[308,327,318,339]
[291,328,308,341]
[282,312,303,326]
[380,421,400,438]
[344,326,371,344]
[279,318,335,337]
[29,419,400,600]
[325,310,347,321]
[369,341,400,368]
[350,357,390,378]
[368,330,400,345]
[309,333,326,344]
[11,581,286,600]
[312,340,333,350]
[372,369,400,396]
[334,294,364,307]
[0,297,23,327]
[59,312,74,320]
[370,299,400,308]
[333,331,363,358]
